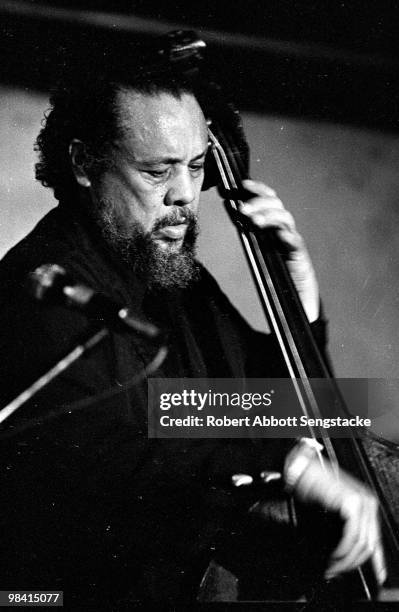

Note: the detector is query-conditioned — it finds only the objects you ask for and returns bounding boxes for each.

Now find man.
[0,48,383,607]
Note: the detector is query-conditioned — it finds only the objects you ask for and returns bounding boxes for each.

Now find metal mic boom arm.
[0,326,109,426]
[0,264,168,427]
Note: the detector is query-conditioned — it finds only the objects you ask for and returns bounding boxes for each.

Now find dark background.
[2,0,399,131]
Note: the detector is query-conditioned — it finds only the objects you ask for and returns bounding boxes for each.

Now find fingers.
[372,540,387,586]
[240,204,300,249]
[239,180,299,248]
[238,179,320,322]
[289,454,384,581]
[241,179,278,199]
[239,179,286,217]
[325,492,378,578]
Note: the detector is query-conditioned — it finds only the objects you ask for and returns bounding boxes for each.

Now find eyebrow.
[136,146,209,167]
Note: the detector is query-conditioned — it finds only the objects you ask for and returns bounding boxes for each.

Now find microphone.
[28,264,163,342]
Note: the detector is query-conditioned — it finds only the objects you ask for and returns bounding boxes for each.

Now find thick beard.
[93,200,200,291]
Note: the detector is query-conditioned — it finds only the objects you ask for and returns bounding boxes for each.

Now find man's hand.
[238,179,319,323]
[284,445,386,584]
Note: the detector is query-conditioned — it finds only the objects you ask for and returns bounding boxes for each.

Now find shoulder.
[0,206,82,285]
[0,204,133,302]
[0,208,112,402]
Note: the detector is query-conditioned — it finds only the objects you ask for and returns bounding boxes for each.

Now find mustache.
[152,209,197,232]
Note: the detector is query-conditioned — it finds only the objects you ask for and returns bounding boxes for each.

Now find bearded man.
[0,46,383,608]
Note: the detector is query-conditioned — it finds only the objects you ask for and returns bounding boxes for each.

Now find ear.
[69,139,92,188]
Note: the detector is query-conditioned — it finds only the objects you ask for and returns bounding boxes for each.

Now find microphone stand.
[0,327,109,426]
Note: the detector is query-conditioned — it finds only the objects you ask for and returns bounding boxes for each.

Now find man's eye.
[189,164,204,175]
[146,169,169,178]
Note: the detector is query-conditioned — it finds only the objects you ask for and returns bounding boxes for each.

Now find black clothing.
[0,206,327,607]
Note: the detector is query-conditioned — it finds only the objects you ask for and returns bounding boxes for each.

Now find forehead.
[115,90,208,160]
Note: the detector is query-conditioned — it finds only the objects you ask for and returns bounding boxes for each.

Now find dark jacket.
[0,205,327,607]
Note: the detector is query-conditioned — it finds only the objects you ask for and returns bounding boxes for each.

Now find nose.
[164,167,196,207]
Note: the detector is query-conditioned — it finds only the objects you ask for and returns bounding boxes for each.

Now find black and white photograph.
[1,2,399,609]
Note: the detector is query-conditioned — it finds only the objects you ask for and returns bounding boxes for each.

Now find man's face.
[86,90,208,289]
[91,89,207,241]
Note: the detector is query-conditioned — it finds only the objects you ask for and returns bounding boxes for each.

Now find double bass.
[160,30,399,604]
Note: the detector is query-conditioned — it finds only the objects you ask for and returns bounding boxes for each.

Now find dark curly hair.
[35,44,197,202]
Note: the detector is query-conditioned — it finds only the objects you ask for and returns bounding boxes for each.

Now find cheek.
[102,173,163,226]
[122,184,168,232]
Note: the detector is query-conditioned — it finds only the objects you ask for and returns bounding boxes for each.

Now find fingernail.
[231,473,253,487]
[259,470,282,484]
